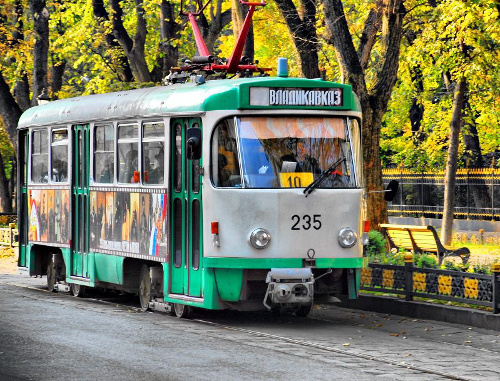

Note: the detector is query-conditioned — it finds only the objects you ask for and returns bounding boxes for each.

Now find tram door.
[17,130,29,268]
[170,118,203,297]
[71,125,90,280]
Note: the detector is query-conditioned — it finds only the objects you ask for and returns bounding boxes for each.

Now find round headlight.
[249,228,271,249]
[338,227,357,248]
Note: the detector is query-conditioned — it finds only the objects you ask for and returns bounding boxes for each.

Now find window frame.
[30,128,49,184]
[117,122,140,185]
[50,128,69,184]
[93,123,116,184]
[141,121,165,187]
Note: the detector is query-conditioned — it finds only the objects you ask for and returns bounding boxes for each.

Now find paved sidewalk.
[340,294,500,331]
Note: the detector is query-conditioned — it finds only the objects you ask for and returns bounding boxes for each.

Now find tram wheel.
[47,256,56,292]
[295,304,312,317]
[173,303,192,319]
[71,283,86,298]
[139,265,151,312]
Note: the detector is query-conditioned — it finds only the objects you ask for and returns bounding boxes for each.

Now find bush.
[414,253,438,269]
[366,230,386,257]
[442,261,466,272]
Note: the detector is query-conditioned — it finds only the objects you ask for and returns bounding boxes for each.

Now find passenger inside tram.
[216,123,240,187]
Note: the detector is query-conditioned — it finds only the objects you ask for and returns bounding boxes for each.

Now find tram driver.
[280,139,321,174]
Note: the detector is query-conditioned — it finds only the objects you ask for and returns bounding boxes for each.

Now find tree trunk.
[50,58,66,100]
[157,0,180,80]
[441,77,467,245]
[109,0,152,83]
[11,1,31,111]
[0,71,22,151]
[321,0,406,228]
[199,0,232,55]
[0,152,12,212]
[91,0,134,82]
[275,0,320,78]
[30,0,50,105]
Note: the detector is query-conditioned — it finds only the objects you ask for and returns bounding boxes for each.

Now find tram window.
[142,122,164,185]
[173,124,182,192]
[31,129,49,183]
[210,117,358,189]
[211,119,240,187]
[192,199,200,270]
[94,124,114,183]
[191,122,200,193]
[173,198,182,267]
[118,123,139,184]
[51,130,68,182]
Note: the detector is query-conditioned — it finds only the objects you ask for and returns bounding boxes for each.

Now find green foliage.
[381,0,500,170]
[414,253,439,269]
[367,246,405,266]
[366,230,386,257]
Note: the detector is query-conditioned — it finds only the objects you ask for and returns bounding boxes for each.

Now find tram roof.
[18,77,360,129]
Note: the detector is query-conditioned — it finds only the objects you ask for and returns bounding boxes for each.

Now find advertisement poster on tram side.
[47,190,55,242]
[130,193,140,254]
[89,192,99,249]
[149,193,167,258]
[39,191,48,242]
[96,191,106,249]
[139,193,150,255]
[60,191,70,243]
[112,192,122,251]
[89,190,167,260]
[28,190,41,242]
[28,189,70,246]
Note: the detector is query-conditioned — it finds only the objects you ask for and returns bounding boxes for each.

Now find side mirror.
[186,128,202,160]
[384,180,399,202]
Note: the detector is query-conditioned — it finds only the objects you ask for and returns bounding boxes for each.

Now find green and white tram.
[17,72,365,317]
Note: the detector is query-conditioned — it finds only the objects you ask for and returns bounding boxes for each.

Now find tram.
[16,2,367,318]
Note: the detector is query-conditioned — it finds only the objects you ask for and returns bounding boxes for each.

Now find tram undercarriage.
[223,268,352,316]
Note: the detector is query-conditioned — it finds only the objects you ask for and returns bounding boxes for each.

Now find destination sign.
[249,87,343,107]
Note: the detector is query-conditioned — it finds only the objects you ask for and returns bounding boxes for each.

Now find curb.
[339,294,500,332]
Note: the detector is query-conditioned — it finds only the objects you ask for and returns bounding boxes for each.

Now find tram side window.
[51,130,68,182]
[142,122,164,185]
[31,129,49,183]
[211,119,240,187]
[94,124,114,183]
[118,123,139,184]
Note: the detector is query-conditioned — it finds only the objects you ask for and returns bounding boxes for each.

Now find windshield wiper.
[303,158,345,197]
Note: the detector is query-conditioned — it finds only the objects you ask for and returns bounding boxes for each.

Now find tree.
[275,0,320,78]
[320,0,406,227]
[441,77,467,244]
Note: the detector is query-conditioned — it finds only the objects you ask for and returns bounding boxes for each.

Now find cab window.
[211,119,240,187]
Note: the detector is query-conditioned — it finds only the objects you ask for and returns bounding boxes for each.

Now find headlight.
[338,227,357,248]
[249,228,271,249]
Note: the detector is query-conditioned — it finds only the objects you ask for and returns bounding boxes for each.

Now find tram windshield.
[211,116,360,189]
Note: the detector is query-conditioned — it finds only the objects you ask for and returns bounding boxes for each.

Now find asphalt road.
[1,272,500,381]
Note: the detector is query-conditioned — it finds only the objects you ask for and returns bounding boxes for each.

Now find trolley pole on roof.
[177,0,269,77]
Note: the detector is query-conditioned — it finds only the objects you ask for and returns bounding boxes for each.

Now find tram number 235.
[291,214,322,231]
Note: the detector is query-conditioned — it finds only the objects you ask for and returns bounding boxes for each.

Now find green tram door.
[170,118,203,298]
[70,125,92,284]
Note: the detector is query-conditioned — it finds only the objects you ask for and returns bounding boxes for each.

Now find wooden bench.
[380,224,470,265]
